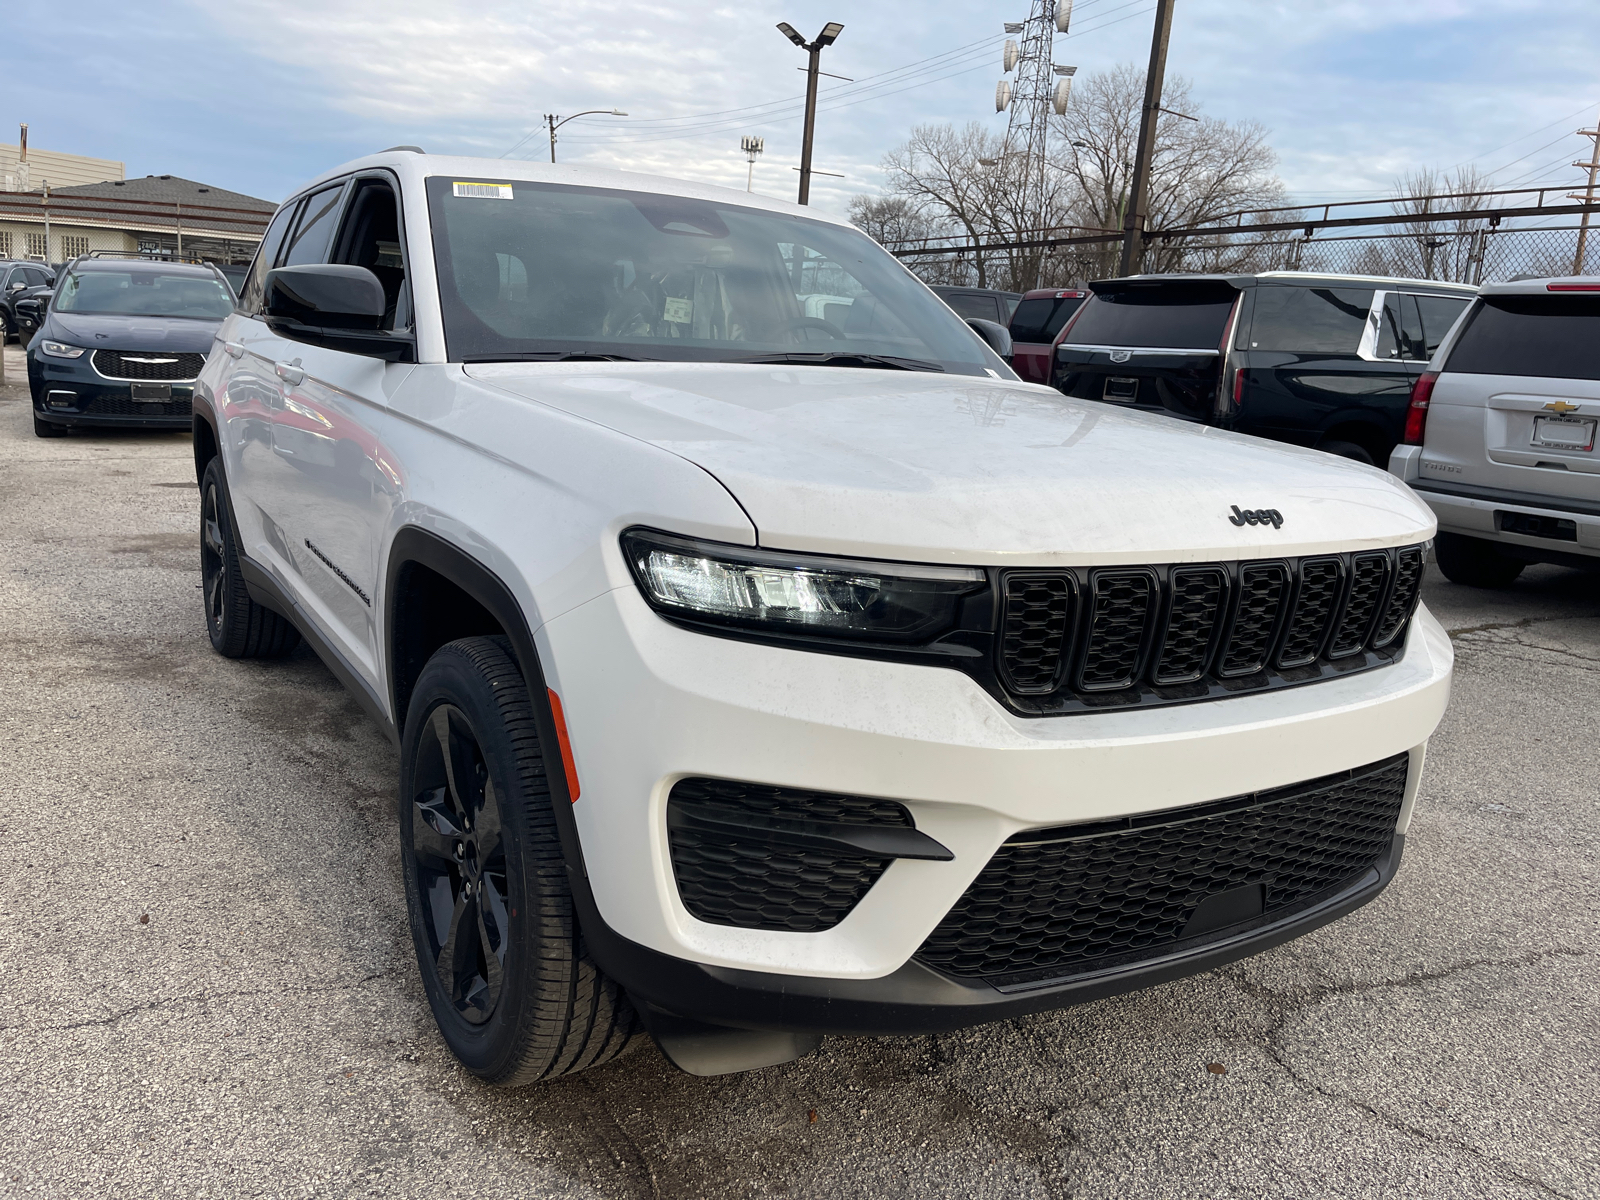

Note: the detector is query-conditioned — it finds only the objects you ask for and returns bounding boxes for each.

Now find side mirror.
[265,264,385,330]
[966,317,1013,360]
[262,264,413,362]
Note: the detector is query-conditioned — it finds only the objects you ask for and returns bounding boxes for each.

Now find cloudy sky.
[7,0,1597,216]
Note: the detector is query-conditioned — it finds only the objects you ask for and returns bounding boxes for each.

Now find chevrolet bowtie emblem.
[1543,401,1581,414]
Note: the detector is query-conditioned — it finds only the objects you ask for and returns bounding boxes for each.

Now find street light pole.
[777,21,844,205]
[542,109,629,163]
[1118,0,1177,276]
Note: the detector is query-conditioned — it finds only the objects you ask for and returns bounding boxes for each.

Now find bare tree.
[859,64,1286,286]
[1050,66,1285,275]
[1383,166,1492,282]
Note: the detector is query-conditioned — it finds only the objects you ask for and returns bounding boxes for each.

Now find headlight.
[622,528,985,643]
[39,341,86,359]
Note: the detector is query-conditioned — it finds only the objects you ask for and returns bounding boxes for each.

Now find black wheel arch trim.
[382,526,592,880]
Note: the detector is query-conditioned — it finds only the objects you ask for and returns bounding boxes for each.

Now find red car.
[1007,288,1087,385]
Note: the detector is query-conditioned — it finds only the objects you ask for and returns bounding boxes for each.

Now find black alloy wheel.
[400,637,639,1084]
[199,457,301,658]
[409,703,511,1025]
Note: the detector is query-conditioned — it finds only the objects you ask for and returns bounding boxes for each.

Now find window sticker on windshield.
[663,297,693,325]
[452,181,513,200]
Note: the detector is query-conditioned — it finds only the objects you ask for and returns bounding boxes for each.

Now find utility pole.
[1118,0,1177,276]
[777,21,844,205]
[1570,105,1600,276]
[41,180,51,263]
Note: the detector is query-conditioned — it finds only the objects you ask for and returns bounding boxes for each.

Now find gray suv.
[1389,277,1600,586]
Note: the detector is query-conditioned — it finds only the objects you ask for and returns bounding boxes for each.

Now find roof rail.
[382,145,425,153]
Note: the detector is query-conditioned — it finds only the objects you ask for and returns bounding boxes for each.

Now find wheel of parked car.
[200,459,302,658]
[1316,439,1376,465]
[400,636,639,1084]
[32,414,67,438]
[1434,532,1526,589]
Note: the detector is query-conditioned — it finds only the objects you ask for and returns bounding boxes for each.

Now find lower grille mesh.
[667,778,911,933]
[915,755,1409,983]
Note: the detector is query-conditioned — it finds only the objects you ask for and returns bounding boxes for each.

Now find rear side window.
[1444,296,1600,380]
[1249,286,1372,354]
[944,293,1003,323]
[1413,294,1470,358]
[1009,294,1084,342]
[1064,284,1237,350]
[281,184,346,267]
[239,201,300,314]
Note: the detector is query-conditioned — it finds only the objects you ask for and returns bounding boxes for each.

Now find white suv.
[194,151,1452,1082]
[1389,277,1600,586]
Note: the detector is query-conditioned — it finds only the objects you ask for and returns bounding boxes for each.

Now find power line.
[1451,100,1599,171]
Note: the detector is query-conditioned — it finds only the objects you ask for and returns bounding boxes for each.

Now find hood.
[469,362,1436,565]
[47,312,221,355]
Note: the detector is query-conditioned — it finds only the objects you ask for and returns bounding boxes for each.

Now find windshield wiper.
[459,351,656,364]
[730,352,946,373]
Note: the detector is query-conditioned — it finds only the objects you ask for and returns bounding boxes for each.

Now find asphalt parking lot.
[0,342,1595,1200]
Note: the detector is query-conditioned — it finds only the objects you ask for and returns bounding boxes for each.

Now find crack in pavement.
[0,971,395,1036]
[1220,947,1590,1200]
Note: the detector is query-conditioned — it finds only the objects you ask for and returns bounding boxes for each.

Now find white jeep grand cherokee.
[193,151,1452,1081]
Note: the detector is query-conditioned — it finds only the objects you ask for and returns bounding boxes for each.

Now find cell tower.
[996,1,1076,241]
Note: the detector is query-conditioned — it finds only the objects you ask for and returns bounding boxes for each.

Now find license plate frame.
[1532,414,1595,451]
[130,382,173,402]
[1103,376,1139,402]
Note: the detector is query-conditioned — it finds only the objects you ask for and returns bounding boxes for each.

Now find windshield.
[1064,283,1238,350]
[425,177,1002,375]
[54,270,234,320]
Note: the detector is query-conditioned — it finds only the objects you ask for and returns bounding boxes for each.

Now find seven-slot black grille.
[92,350,206,381]
[996,545,1425,714]
[915,754,1409,984]
[666,778,912,933]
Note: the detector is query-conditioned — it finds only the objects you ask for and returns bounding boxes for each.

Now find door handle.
[222,341,244,359]
[274,360,305,386]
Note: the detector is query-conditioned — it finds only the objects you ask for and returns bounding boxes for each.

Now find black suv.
[1,261,56,342]
[929,285,1023,325]
[27,258,235,438]
[1052,272,1475,464]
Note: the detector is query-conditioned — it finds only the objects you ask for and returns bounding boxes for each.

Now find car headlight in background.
[622,528,985,643]
[39,341,86,359]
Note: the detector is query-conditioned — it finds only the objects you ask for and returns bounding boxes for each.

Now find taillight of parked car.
[1232,367,1246,408]
[1404,372,1438,445]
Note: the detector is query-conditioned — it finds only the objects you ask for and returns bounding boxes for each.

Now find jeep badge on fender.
[1230,505,1284,528]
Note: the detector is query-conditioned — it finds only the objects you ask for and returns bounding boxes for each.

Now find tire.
[400,636,639,1085]
[33,414,68,438]
[200,457,302,657]
[1317,439,1376,465]
[1435,532,1526,589]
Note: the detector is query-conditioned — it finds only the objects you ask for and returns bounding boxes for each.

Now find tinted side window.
[239,201,300,315]
[281,184,346,267]
[1249,286,1373,354]
[1375,294,1425,361]
[1444,296,1600,380]
[946,293,1003,323]
[331,179,408,329]
[1413,295,1470,358]
[1009,295,1084,342]
[23,267,51,286]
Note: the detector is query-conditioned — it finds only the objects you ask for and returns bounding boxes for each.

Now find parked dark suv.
[1052,272,1475,464]
[1,261,57,342]
[27,257,235,437]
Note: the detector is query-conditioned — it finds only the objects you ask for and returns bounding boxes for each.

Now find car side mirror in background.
[966,317,1013,361]
[262,264,413,362]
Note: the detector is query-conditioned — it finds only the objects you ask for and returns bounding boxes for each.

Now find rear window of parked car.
[1062,283,1237,350]
[1443,295,1600,380]
[1248,286,1372,354]
[1009,294,1084,342]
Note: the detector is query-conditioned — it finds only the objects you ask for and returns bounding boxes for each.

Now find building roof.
[0,173,275,240]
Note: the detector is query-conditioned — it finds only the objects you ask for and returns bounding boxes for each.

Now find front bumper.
[28,352,195,429]
[540,584,1453,997]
